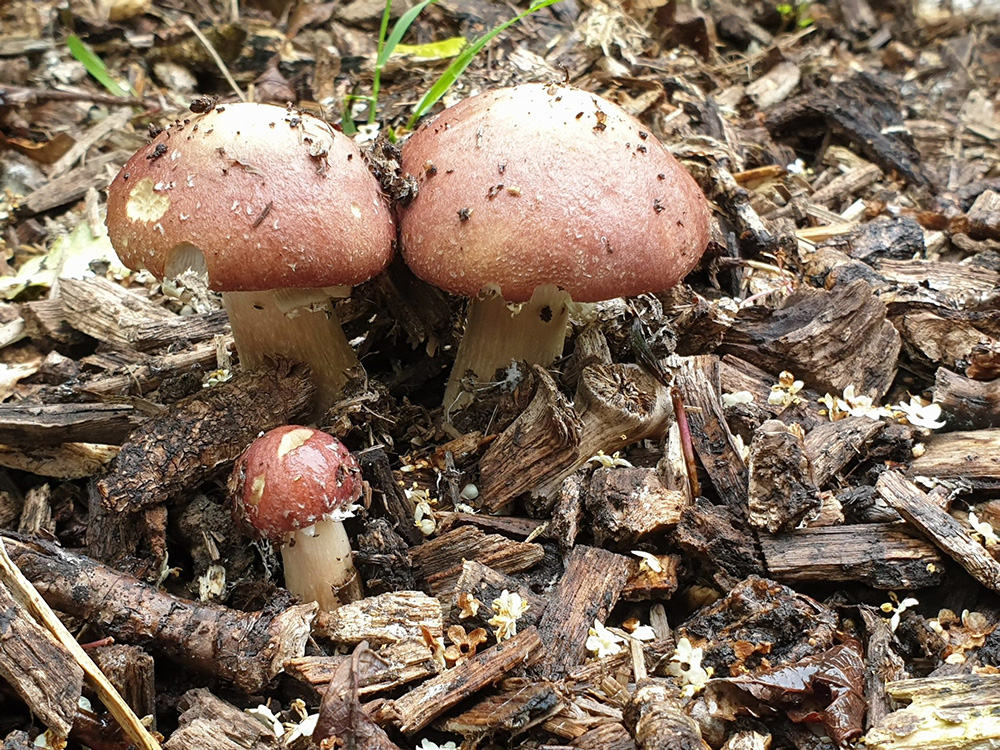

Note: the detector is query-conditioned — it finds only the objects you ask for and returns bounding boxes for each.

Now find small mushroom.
[399,83,711,415]
[229,425,363,611]
[105,102,395,412]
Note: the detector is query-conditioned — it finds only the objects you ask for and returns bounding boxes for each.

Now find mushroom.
[229,425,363,611]
[399,83,711,414]
[105,102,395,412]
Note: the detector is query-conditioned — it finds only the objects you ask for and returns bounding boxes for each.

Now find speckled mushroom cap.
[399,83,710,303]
[229,425,363,542]
[106,102,394,292]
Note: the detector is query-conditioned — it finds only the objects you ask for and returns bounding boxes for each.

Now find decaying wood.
[77,338,228,397]
[805,416,886,487]
[673,499,764,589]
[673,356,748,513]
[821,217,925,263]
[624,679,704,750]
[448,560,545,633]
[314,591,442,646]
[17,484,53,537]
[891,308,998,372]
[566,722,637,750]
[760,524,944,589]
[91,645,156,727]
[585,468,688,545]
[23,150,128,214]
[0,403,140,447]
[873,258,999,309]
[966,190,1000,241]
[550,473,584,552]
[536,546,631,676]
[876,471,1000,593]
[440,679,562,737]
[0,581,83,738]
[285,638,438,697]
[909,429,1000,483]
[3,534,315,693]
[389,626,544,734]
[622,554,680,602]
[97,362,315,512]
[0,442,118,479]
[564,324,613,390]
[859,606,907,730]
[933,368,1000,431]
[865,674,1000,750]
[409,525,544,598]
[356,446,425,548]
[436,511,545,540]
[59,276,226,351]
[719,280,900,399]
[477,366,581,512]
[163,689,279,750]
[747,420,820,533]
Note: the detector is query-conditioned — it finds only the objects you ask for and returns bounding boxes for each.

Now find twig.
[670,386,701,498]
[181,16,246,102]
[0,539,161,750]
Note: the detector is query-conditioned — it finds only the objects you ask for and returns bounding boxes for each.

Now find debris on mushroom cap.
[105,102,395,292]
[229,425,363,541]
[399,83,711,303]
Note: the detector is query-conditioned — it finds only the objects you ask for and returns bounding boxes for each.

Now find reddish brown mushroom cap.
[400,83,711,303]
[106,102,394,292]
[229,426,363,541]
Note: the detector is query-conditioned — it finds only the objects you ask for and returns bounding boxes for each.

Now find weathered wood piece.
[409,525,544,598]
[760,524,944,589]
[909,429,1000,482]
[477,366,581,511]
[966,189,1000,241]
[822,217,925,263]
[164,689,279,750]
[0,403,140,447]
[0,442,118,479]
[536,546,631,676]
[550,473,584,552]
[865,675,1000,750]
[567,722,636,750]
[891,308,998,372]
[23,150,128,213]
[585,468,688,545]
[720,280,899,399]
[91,645,156,727]
[97,363,314,512]
[673,355,748,513]
[673,499,764,588]
[0,582,83,738]
[933,369,1000,431]
[285,639,438,697]
[563,324,613,390]
[804,417,886,487]
[59,277,227,351]
[440,679,562,737]
[859,606,907,730]
[4,534,315,693]
[313,591,442,646]
[873,258,999,309]
[78,338,227,397]
[748,420,820,532]
[877,471,1000,592]
[389,626,544,734]
[624,679,704,750]
[448,560,545,632]
[622,554,680,602]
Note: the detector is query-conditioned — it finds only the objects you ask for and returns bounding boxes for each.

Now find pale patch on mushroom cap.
[229,425,363,541]
[106,102,395,292]
[399,83,711,303]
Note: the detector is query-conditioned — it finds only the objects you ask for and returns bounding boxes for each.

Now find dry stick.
[0,540,161,750]
[670,386,701,499]
[181,16,246,102]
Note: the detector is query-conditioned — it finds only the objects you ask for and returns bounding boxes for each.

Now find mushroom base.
[281,519,362,612]
[444,285,571,417]
[223,288,358,415]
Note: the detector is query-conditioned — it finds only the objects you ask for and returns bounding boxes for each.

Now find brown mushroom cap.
[106,102,394,292]
[399,83,711,303]
[229,425,363,541]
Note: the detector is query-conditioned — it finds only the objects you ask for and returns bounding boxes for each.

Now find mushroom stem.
[223,288,358,415]
[281,519,362,613]
[444,284,571,416]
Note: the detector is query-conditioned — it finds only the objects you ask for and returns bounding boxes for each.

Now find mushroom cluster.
[398,83,711,413]
[105,101,395,412]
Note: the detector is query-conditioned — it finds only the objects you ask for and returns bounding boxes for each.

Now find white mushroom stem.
[444,284,572,416]
[281,519,362,613]
[223,287,358,415]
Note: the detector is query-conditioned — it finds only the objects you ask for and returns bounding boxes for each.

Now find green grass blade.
[406,0,563,129]
[370,0,439,123]
[66,35,134,98]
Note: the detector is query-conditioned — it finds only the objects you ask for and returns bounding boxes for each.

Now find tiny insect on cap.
[105,101,395,292]
[399,83,711,303]
[229,426,363,541]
